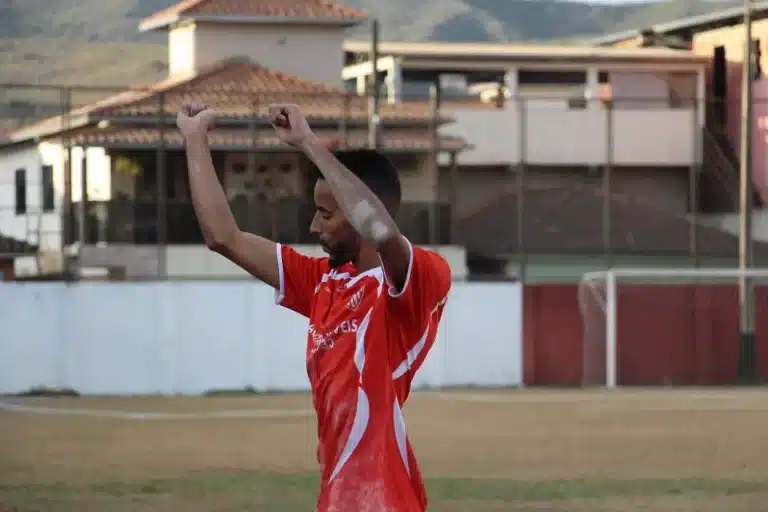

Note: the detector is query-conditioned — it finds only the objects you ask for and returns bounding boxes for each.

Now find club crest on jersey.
[346,289,364,310]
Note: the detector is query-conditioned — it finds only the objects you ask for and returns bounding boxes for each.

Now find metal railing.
[0,82,762,280]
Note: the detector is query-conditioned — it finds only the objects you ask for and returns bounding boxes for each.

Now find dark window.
[518,70,587,85]
[14,169,26,215]
[41,165,54,212]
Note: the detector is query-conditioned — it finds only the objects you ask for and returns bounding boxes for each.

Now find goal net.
[577,268,768,388]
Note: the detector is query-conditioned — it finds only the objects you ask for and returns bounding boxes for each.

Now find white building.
[342,40,708,168]
[0,0,469,280]
[342,39,757,268]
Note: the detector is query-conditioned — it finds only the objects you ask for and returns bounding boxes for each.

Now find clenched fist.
[177,102,216,139]
[268,104,316,148]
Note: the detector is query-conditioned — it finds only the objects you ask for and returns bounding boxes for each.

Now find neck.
[354,242,381,272]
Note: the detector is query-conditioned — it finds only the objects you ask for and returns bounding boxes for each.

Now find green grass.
[1,472,766,512]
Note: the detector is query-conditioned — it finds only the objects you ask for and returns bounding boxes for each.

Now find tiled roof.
[90,60,440,122]
[455,182,768,259]
[0,234,37,255]
[9,59,448,143]
[140,0,367,30]
[66,125,467,152]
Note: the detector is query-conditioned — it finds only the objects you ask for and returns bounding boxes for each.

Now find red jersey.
[275,238,451,512]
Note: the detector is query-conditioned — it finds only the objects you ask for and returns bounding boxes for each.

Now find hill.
[0,0,744,46]
[0,0,744,86]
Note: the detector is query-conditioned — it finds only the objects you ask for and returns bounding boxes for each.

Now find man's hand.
[268,104,317,148]
[177,102,216,140]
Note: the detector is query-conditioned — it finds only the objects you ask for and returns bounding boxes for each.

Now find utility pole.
[368,19,381,149]
[738,0,756,381]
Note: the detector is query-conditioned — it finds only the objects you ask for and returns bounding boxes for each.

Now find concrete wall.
[170,22,347,87]
[0,281,522,395]
[439,102,700,167]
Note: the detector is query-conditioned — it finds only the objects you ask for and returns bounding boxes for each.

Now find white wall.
[165,245,469,280]
[0,143,66,255]
[0,282,522,395]
[0,144,42,246]
[172,22,346,87]
[0,143,111,243]
[609,72,671,109]
[440,103,699,167]
[168,23,196,76]
[0,143,112,277]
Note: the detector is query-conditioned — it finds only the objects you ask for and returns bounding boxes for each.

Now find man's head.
[309,149,402,268]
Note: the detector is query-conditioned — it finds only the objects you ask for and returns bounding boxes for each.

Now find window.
[41,165,54,212]
[753,39,763,79]
[14,169,26,215]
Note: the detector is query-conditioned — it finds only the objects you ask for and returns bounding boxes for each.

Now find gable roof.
[584,0,768,46]
[140,0,367,31]
[455,182,768,259]
[6,58,452,146]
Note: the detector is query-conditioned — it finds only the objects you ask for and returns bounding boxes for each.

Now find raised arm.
[177,103,279,288]
[267,104,411,292]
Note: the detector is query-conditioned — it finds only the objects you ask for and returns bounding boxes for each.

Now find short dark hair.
[312,149,402,212]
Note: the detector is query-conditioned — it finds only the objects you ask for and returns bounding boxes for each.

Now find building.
[342,38,766,277]
[586,2,768,210]
[342,41,706,171]
[0,0,469,280]
[583,2,768,245]
[3,0,765,282]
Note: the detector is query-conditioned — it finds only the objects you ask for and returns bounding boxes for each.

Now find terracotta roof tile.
[8,59,448,142]
[66,126,467,152]
[141,0,367,29]
[49,59,442,123]
[88,60,442,123]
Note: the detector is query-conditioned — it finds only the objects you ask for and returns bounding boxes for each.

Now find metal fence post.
[156,92,167,279]
[517,95,527,283]
[429,83,440,245]
[602,101,614,266]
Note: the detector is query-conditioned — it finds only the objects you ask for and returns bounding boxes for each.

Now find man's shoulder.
[412,245,449,265]
[411,246,452,285]
[280,244,331,273]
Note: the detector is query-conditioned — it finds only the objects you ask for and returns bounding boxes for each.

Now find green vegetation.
[1,473,767,512]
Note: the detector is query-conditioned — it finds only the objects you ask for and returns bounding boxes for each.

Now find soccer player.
[177,102,451,512]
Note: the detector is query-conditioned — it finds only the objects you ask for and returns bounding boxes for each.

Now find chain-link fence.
[0,82,760,280]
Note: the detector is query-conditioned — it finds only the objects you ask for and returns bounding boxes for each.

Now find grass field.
[2,388,768,511]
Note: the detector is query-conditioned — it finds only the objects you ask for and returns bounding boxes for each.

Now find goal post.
[577,267,768,389]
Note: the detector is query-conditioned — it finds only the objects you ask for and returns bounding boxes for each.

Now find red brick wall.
[523,283,768,385]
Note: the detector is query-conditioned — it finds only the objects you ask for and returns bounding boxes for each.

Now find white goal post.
[577,267,768,389]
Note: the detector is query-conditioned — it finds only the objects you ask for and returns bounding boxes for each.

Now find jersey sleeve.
[275,243,328,318]
[380,238,452,375]
[381,237,452,314]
